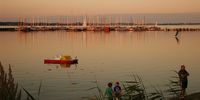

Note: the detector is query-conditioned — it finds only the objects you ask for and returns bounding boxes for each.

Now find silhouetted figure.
[178,65,189,98]
[175,37,180,45]
[175,30,179,37]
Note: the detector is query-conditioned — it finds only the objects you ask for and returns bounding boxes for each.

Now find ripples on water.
[0,31,200,99]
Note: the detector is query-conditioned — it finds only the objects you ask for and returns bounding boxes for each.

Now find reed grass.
[0,62,21,100]
[86,74,165,100]
[122,74,165,100]
[86,70,193,100]
[166,71,181,98]
[0,62,41,100]
[83,80,105,100]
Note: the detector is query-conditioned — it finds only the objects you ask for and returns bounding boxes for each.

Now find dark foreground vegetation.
[0,62,41,100]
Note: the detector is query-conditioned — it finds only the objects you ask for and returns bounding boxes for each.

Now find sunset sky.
[1,0,200,19]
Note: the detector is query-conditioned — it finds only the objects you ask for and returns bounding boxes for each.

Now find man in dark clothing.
[178,65,189,98]
[114,82,122,100]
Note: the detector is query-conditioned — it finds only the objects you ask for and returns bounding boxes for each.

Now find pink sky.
[1,0,200,18]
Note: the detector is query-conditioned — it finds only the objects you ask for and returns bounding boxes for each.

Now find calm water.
[0,31,200,99]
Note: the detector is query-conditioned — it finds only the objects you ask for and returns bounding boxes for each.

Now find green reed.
[86,71,189,100]
[0,62,41,100]
[166,71,182,99]
[122,74,165,100]
[0,62,21,100]
[86,74,165,100]
[83,80,105,100]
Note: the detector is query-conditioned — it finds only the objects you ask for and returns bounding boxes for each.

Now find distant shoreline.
[1,22,200,32]
[1,22,200,26]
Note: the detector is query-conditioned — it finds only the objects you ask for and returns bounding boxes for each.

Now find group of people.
[105,82,122,100]
[104,65,189,100]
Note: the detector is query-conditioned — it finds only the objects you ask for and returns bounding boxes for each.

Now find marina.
[1,24,200,32]
[1,15,200,32]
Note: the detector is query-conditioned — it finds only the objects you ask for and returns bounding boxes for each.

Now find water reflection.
[175,37,180,45]
[18,32,40,48]
[16,31,161,49]
[48,64,75,68]
[1,31,200,100]
[60,64,73,68]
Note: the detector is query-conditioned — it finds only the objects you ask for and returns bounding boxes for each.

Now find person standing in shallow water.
[178,65,189,98]
[105,82,114,100]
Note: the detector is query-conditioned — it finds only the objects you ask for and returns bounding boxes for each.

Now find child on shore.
[114,82,122,100]
[105,82,114,100]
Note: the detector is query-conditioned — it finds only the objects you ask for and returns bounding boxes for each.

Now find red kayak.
[44,59,78,64]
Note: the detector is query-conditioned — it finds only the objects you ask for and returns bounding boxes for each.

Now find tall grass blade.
[16,90,22,100]
[23,88,36,100]
[38,81,42,100]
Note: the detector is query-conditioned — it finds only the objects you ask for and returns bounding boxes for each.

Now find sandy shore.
[169,92,200,100]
